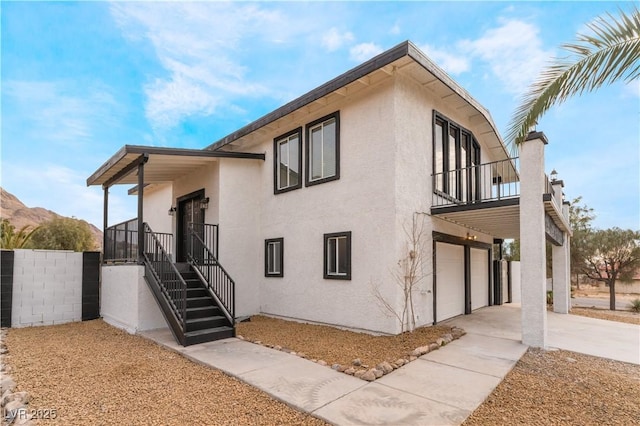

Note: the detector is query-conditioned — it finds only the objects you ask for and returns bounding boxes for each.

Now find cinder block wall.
[1,249,100,328]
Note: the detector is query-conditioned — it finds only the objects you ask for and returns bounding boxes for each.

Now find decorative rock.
[254,340,262,345]
[354,370,366,379]
[451,328,465,339]
[4,399,25,416]
[436,338,445,346]
[310,359,317,363]
[11,391,30,404]
[352,358,362,366]
[317,360,327,366]
[377,361,394,374]
[395,358,406,367]
[429,343,439,351]
[442,333,453,343]
[409,355,417,361]
[331,364,341,371]
[273,345,282,351]
[372,368,384,378]
[290,351,297,356]
[337,365,348,373]
[0,376,16,393]
[361,370,377,381]
[344,367,356,375]
[236,335,245,340]
[390,362,398,369]
[297,352,307,358]
[417,345,430,356]
[410,348,421,357]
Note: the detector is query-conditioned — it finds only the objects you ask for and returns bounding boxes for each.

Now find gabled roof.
[207,40,509,161]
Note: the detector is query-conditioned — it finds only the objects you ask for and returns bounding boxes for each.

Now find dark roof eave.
[86,145,264,187]
[206,40,508,160]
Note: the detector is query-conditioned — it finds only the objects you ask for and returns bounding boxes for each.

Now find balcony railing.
[432,157,520,208]
[104,218,172,263]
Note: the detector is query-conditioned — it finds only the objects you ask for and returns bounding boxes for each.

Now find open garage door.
[435,242,465,322]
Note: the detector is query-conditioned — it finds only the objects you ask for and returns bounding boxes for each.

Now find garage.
[435,242,465,322]
[470,248,490,310]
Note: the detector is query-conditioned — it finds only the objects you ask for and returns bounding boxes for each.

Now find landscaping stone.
[429,342,439,351]
[1,376,16,393]
[351,358,362,366]
[317,360,327,366]
[409,355,417,361]
[344,367,356,375]
[377,361,394,374]
[372,368,384,379]
[331,364,340,371]
[436,338,445,346]
[395,358,406,366]
[443,333,453,343]
[361,370,377,381]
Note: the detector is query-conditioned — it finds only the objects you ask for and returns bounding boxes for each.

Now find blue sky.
[2,1,638,231]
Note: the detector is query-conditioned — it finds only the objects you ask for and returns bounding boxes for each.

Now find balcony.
[431,157,570,239]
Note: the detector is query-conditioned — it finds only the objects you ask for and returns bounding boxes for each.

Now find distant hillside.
[1,187,103,249]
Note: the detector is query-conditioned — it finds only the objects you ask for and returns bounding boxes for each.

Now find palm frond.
[506,7,640,151]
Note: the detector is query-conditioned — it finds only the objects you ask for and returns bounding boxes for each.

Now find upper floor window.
[306,112,340,186]
[433,112,480,203]
[274,128,302,194]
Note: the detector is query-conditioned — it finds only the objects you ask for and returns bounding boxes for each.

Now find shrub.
[629,298,640,313]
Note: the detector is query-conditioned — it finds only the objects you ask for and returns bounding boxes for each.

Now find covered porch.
[86,144,264,346]
[431,131,573,348]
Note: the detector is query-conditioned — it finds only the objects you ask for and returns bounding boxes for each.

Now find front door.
[177,190,205,262]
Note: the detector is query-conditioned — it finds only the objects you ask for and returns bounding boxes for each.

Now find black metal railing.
[142,223,187,329]
[190,223,219,259]
[432,157,520,208]
[187,223,235,323]
[104,218,172,263]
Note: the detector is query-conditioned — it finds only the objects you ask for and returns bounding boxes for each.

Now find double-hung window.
[306,112,340,186]
[274,128,302,194]
[265,238,284,277]
[324,231,351,280]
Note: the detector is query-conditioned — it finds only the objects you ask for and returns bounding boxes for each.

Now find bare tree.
[372,213,429,333]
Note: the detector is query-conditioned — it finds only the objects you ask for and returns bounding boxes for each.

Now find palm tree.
[0,219,39,249]
[507,7,640,147]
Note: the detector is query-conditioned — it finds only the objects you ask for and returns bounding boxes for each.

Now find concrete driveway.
[445,304,640,365]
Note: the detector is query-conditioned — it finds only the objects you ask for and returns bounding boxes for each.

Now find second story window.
[306,112,340,186]
[274,128,302,194]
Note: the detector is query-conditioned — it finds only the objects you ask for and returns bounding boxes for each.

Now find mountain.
[0,187,103,249]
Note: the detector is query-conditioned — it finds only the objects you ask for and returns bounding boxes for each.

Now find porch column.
[519,131,548,348]
[553,201,571,313]
[103,186,108,261]
[137,156,148,263]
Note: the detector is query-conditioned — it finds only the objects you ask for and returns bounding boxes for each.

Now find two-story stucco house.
[87,41,571,347]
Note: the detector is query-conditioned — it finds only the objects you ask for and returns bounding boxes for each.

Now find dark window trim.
[305,111,340,187]
[432,111,481,203]
[273,128,303,194]
[264,238,284,277]
[323,231,351,280]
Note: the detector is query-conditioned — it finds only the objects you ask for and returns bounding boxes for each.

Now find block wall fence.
[0,249,100,328]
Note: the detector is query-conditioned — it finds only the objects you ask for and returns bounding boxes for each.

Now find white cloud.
[3,80,117,145]
[321,27,354,52]
[389,22,401,35]
[458,18,554,94]
[418,44,470,75]
[349,42,384,62]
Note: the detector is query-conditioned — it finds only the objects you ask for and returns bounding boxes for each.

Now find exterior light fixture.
[168,206,177,216]
[466,233,477,241]
[550,169,558,182]
[200,197,210,210]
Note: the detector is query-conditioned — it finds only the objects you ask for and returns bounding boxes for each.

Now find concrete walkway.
[140,305,638,425]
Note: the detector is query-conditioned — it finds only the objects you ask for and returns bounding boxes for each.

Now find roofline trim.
[86,145,264,187]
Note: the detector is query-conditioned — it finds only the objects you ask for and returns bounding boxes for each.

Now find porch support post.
[103,186,108,262]
[553,201,571,314]
[137,154,149,264]
[519,130,548,348]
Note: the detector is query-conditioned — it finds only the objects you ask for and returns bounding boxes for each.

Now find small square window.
[265,238,284,277]
[324,231,351,280]
[306,112,340,186]
[274,128,302,194]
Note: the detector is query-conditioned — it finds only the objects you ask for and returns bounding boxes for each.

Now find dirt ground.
[570,306,640,325]
[237,315,454,367]
[3,320,326,426]
[463,348,640,426]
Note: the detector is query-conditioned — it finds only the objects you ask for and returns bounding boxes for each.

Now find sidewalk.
[141,319,527,425]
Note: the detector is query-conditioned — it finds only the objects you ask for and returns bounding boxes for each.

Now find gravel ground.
[4,320,326,426]
[237,315,454,367]
[463,348,640,426]
[570,307,640,325]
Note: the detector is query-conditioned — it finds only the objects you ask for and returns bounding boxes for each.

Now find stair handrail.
[142,223,188,329]
[186,223,235,324]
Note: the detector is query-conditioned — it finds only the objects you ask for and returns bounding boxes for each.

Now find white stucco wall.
[143,183,173,234]
[100,265,166,334]
[510,261,522,303]
[10,249,83,327]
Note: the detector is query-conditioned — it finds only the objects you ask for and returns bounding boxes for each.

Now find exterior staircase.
[174,263,234,345]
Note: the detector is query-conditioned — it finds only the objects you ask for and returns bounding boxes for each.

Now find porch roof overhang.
[86,145,265,188]
[431,197,572,240]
